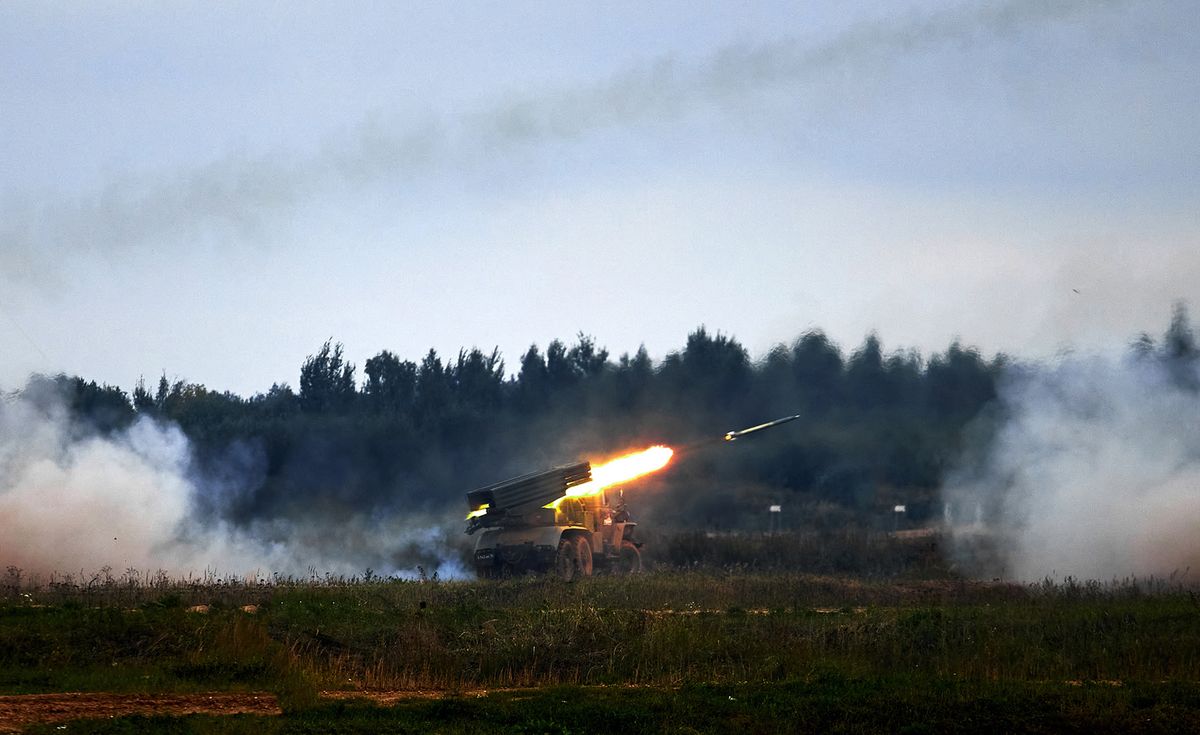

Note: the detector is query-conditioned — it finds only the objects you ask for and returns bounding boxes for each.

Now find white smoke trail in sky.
[0,0,1137,282]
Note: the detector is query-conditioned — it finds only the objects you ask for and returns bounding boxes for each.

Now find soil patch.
[0,692,280,732]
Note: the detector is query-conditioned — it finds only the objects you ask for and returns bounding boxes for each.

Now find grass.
[3,534,1200,731]
[648,527,947,577]
[272,576,1200,689]
[20,677,1200,734]
[3,572,1199,693]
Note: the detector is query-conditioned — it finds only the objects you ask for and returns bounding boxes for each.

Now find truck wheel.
[575,536,593,577]
[554,538,579,581]
[617,540,642,575]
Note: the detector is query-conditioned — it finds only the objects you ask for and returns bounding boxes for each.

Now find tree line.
[15,306,1198,530]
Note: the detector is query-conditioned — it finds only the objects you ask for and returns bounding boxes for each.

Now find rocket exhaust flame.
[555,445,674,502]
[463,447,672,523]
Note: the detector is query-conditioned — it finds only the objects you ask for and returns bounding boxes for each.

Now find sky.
[1,0,1197,396]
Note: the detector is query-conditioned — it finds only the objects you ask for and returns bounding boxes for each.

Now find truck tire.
[616,540,642,575]
[575,536,593,577]
[554,538,579,581]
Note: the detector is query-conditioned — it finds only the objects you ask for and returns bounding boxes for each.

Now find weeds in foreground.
[1,570,1198,696]
[19,677,1200,734]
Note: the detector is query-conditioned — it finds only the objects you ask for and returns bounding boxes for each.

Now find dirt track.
[1,687,647,730]
[0,692,281,732]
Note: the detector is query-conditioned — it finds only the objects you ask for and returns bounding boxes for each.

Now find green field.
[3,535,1200,732]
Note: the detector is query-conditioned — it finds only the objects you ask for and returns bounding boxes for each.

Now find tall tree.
[545,339,578,394]
[676,326,750,408]
[792,330,843,413]
[614,345,654,408]
[516,344,549,413]
[363,350,417,415]
[925,341,996,419]
[1163,302,1198,390]
[299,340,356,412]
[845,333,889,409]
[451,347,504,413]
[132,376,155,414]
[568,333,609,378]
[414,348,451,422]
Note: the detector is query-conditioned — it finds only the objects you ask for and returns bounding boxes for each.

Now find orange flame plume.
[560,445,674,500]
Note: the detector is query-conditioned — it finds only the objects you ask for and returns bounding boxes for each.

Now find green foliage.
[299,340,356,413]
[12,325,1005,529]
[652,529,945,576]
[8,574,1200,733]
[665,326,751,409]
[6,573,1200,694]
[20,374,136,432]
[24,308,1196,532]
[132,376,155,414]
[414,348,450,423]
[362,350,416,415]
[450,347,505,414]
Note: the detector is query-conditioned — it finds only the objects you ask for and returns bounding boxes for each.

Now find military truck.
[465,461,642,580]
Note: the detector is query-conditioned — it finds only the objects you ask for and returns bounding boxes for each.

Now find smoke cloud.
[0,0,1132,282]
[944,354,1200,582]
[0,391,467,580]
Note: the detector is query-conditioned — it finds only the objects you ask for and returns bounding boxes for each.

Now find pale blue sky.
[1,0,1197,394]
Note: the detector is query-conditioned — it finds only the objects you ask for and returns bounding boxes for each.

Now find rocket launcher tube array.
[465,462,591,532]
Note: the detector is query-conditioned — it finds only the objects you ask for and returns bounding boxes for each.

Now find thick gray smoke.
[0,0,1133,282]
[944,355,1200,582]
[0,392,466,581]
